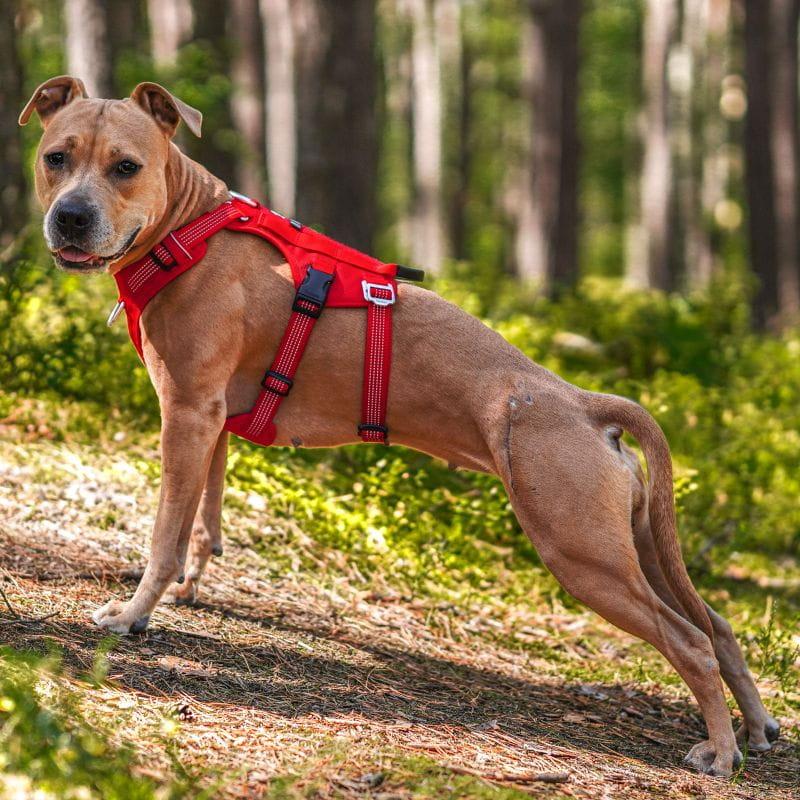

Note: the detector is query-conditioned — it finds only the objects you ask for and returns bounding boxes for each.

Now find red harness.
[113,194,423,447]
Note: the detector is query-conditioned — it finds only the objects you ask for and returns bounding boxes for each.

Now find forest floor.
[0,398,798,799]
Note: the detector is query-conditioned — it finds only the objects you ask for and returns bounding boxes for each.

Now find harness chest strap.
[113,196,414,447]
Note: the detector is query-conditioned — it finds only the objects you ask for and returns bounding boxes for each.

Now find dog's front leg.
[93,401,224,634]
[165,431,229,606]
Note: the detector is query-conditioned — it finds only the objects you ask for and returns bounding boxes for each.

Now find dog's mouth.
[53,227,141,272]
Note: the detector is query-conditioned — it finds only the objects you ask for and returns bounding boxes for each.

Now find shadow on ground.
[1,528,798,798]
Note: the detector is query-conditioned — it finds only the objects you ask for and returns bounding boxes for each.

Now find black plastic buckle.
[358,422,388,437]
[396,264,425,282]
[292,265,333,318]
[261,369,293,397]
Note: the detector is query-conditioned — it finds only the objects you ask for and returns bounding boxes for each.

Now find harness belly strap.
[113,196,422,447]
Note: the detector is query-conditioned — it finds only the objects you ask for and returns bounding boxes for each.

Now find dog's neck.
[109,143,229,275]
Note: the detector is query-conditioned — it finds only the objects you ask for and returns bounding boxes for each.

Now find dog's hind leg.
[166,431,229,606]
[629,473,780,752]
[493,399,740,775]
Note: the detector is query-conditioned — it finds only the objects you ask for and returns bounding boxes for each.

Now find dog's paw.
[163,577,200,607]
[92,599,150,634]
[683,739,742,777]
[736,715,780,752]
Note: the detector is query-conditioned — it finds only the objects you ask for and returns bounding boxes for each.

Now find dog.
[19,76,779,777]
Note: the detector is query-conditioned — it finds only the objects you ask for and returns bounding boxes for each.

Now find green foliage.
[3,248,799,575]
[0,648,198,799]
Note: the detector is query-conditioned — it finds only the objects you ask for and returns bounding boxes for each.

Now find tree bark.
[627,0,676,290]
[0,1,26,246]
[676,0,710,289]
[147,0,192,66]
[742,0,800,327]
[516,0,582,289]
[743,0,777,325]
[450,22,472,262]
[407,0,446,272]
[261,0,297,215]
[187,1,236,186]
[696,0,731,288]
[106,1,148,95]
[291,0,378,250]
[768,0,800,321]
[229,0,265,199]
[64,0,112,97]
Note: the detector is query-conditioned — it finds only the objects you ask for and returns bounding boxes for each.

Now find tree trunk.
[407,0,446,272]
[675,0,711,289]
[291,0,378,250]
[627,0,676,290]
[0,1,25,246]
[106,1,148,95]
[768,0,800,322]
[516,0,582,289]
[261,0,297,215]
[743,0,777,325]
[742,0,800,327]
[64,0,112,97]
[147,0,192,66]
[187,1,236,186]
[695,0,731,288]
[229,0,265,199]
[450,24,472,262]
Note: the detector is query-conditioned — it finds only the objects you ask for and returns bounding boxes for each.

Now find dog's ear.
[130,82,203,138]
[18,75,88,127]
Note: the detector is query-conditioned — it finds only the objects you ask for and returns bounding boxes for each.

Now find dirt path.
[0,439,798,799]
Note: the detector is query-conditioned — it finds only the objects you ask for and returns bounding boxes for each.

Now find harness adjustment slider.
[362,280,395,306]
[358,422,389,437]
[262,369,294,396]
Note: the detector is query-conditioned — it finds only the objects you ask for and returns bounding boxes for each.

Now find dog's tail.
[586,392,713,641]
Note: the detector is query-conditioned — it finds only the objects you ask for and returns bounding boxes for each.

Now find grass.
[1,268,799,796]
[0,390,798,798]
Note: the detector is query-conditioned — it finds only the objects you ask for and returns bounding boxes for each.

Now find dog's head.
[19,76,202,273]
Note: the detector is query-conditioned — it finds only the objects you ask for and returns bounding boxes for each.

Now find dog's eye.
[45,152,65,167]
[117,160,140,176]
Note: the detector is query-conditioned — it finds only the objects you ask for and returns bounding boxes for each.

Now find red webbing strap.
[241,268,333,441]
[359,283,395,444]
[125,202,241,292]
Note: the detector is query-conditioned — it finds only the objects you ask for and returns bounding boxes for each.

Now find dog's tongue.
[59,246,95,263]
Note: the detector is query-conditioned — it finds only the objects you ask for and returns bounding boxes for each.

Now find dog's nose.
[54,199,95,239]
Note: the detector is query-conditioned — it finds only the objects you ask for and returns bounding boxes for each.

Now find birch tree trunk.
[291,0,378,250]
[627,0,676,290]
[230,0,265,199]
[0,2,25,246]
[516,0,581,289]
[261,0,296,215]
[408,0,446,272]
[64,0,111,97]
[147,0,192,67]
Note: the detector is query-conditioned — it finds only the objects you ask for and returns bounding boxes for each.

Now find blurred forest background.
[0,2,799,796]
[1,0,800,325]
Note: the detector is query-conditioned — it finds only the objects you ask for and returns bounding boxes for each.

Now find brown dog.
[20,76,778,776]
